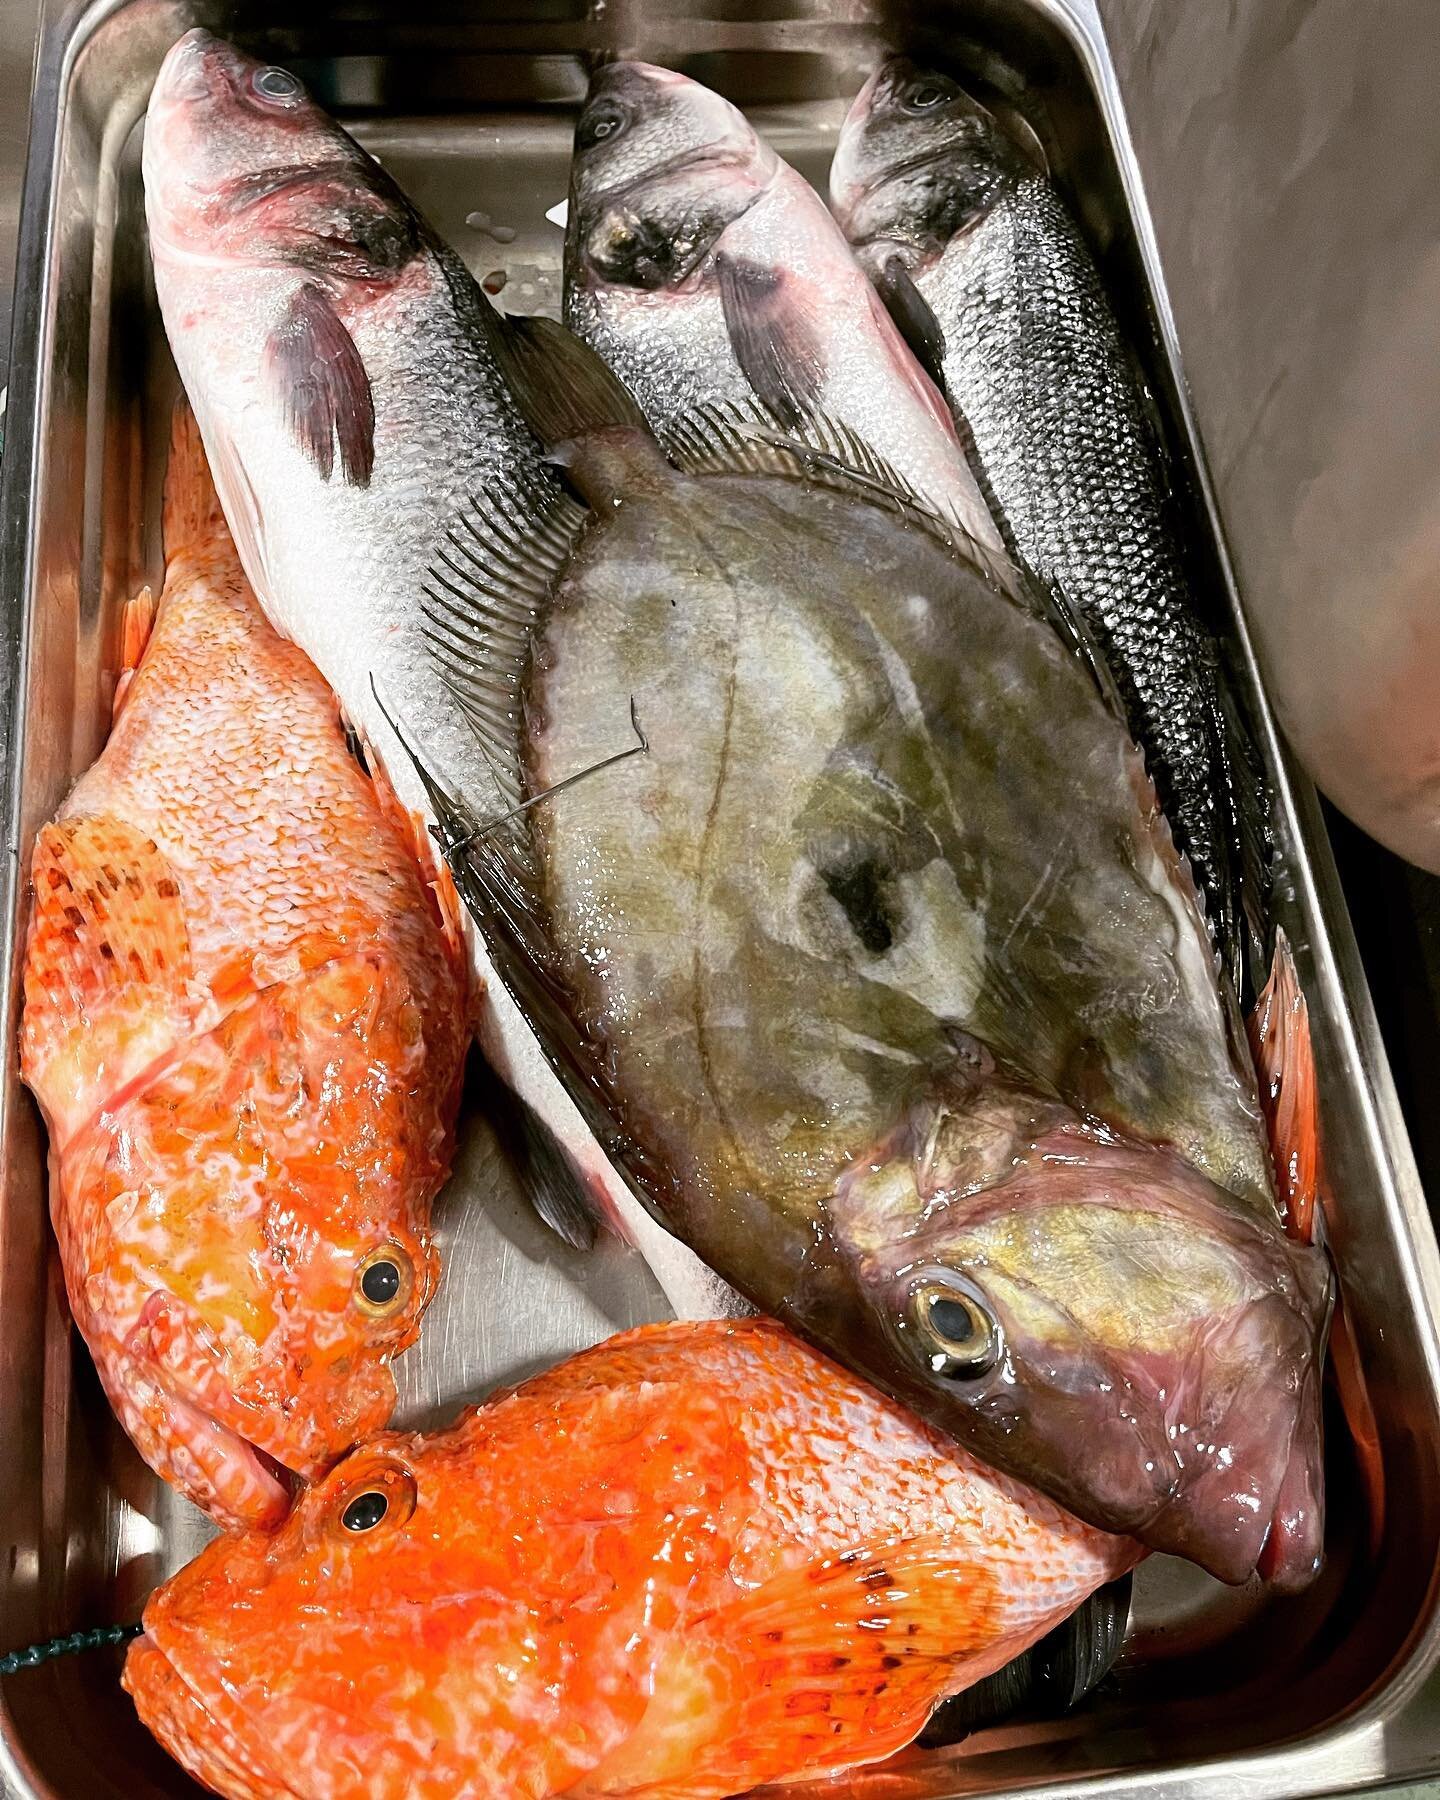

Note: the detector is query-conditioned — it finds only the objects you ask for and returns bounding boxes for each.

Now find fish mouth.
[125,1631,299,1800]
[138,1370,300,1531]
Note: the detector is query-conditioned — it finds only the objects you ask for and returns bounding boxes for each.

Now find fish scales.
[918,173,1230,922]
[124,1318,1137,1800]
[18,406,467,1528]
[830,62,1256,965]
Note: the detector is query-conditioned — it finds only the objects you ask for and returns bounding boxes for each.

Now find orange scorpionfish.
[19,405,467,1529]
[125,1317,1137,1799]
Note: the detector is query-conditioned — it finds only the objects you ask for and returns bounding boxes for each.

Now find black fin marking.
[263,282,375,486]
[489,309,648,447]
[370,680,672,1239]
[715,253,825,431]
[469,1056,603,1252]
[873,255,948,391]
[920,1574,1132,1744]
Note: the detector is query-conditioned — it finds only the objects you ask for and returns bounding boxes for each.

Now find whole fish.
[564,60,1008,559]
[124,1318,1138,1800]
[142,28,733,1323]
[830,60,1258,974]
[410,314,1331,1584]
[18,408,467,1528]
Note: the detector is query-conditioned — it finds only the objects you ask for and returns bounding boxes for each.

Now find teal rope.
[0,1622,142,1676]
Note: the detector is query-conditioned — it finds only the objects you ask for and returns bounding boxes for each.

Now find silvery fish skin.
[429,318,1331,1584]
[142,28,737,1325]
[830,60,1253,967]
[564,60,1007,560]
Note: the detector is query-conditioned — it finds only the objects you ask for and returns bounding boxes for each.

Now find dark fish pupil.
[928,1294,982,1350]
[341,1490,388,1533]
[361,1259,401,1305]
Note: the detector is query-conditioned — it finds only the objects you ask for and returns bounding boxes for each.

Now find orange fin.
[1248,929,1384,1552]
[363,737,470,982]
[577,1541,1012,1797]
[20,817,195,1150]
[162,398,233,563]
[112,586,157,723]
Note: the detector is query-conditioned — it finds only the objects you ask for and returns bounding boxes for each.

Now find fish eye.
[342,1490,387,1532]
[901,76,959,114]
[911,1278,1000,1379]
[251,66,304,105]
[355,1244,414,1317]
[579,101,629,150]
[332,1461,418,1539]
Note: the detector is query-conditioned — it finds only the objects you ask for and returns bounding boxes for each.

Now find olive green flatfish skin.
[526,453,1272,1225]
[424,319,1329,1581]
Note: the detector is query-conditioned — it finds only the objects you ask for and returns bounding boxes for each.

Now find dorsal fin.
[664,397,1130,721]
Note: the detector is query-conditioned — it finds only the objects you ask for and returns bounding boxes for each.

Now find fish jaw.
[569,60,776,292]
[101,1343,292,1532]
[125,1634,291,1800]
[828,1063,1332,1583]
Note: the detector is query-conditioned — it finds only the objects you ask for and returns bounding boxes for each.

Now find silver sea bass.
[143,27,738,1324]
[563,60,1008,563]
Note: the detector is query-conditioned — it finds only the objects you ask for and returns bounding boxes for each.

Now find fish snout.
[152,28,249,114]
[270,1354,399,1481]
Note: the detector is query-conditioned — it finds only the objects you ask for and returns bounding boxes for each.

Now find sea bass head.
[124,1320,1136,1798]
[146,29,418,286]
[145,30,440,503]
[829,58,1032,273]
[568,60,776,292]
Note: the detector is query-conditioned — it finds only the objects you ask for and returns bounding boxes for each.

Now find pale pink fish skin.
[564,61,1009,561]
[125,1318,1138,1800]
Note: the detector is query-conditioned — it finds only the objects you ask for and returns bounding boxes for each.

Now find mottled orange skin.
[19,408,467,1529]
[125,1318,1137,1799]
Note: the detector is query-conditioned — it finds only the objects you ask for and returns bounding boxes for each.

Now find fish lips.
[125,1631,289,1800]
[119,1294,401,1530]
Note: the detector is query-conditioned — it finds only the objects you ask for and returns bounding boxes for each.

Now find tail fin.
[1248,930,1384,1552]
[920,1575,1132,1744]
[162,399,233,564]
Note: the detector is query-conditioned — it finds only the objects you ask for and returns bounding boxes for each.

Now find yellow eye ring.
[330,1459,418,1540]
[911,1279,1000,1379]
[355,1243,414,1318]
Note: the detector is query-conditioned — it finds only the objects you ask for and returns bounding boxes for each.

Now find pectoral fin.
[264,282,375,486]
[716,253,825,430]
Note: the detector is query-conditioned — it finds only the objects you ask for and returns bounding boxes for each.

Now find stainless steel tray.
[4,3,1440,1796]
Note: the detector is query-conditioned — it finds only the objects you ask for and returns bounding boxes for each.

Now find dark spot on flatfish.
[821,855,897,956]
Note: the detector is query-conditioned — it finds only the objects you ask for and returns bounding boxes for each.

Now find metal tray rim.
[2,2,1439,1795]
